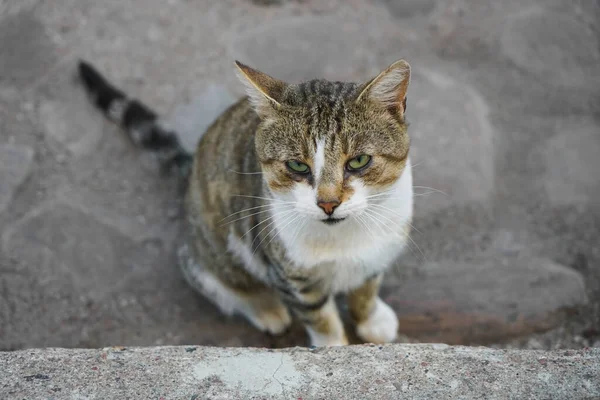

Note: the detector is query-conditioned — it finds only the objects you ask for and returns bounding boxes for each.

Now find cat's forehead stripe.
[313,139,326,183]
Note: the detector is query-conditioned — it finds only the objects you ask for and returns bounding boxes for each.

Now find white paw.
[307,328,349,347]
[245,305,292,336]
[356,298,398,344]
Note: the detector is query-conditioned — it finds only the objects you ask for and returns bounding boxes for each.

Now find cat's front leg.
[348,274,398,344]
[292,295,348,347]
[276,278,347,346]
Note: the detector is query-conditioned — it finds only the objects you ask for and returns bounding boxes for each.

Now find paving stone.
[383,256,588,345]
[250,0,288,5]
[0,203,177,349]
[378,0,438,18]
[2,203,152,299]
[0,144,34,214]
[409,68,494,215]
[501,7,600,89]
[165,84,237,152]
[0,11,57,90]
[38,91,104,157]
[429,1,600,117]
[428,0,500,59]
[230,15,393,83]
[0,87,38,147]
[0,254,83,350]
[540,118,600,206]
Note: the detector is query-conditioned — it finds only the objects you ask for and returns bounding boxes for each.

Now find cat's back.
[195,97,260,177]
[187,97,263,229]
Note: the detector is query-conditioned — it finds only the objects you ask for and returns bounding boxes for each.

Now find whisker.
[412,186,447,196]
[261,213,303,253]
[231,195,295,203]
[367,208,407,234]
[288,215,306,245]
[228,169,264,175]
[363,209,394,236]
[367,192,438,202]
[252,212,298,254]
[250,209,296,249]
[240,208,295,239]
[368,203,409,217]
[363,209,386,239]
[405,232,425,261]
[364,209,425,262]
[365,190,396,199]
[410,160,424,169]
[413,191,437,197]
[219,203,283,222]
[362,210,414,256]
[369,204,422,235]
[371,208,423,256]
[219,205,294,226]
[354,214,377,242]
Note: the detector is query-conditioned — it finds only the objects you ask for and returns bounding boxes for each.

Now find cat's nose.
[317,200,340,216]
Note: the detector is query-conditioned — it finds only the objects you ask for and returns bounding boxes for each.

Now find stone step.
[384,257,587,345]
[1,345,599,399]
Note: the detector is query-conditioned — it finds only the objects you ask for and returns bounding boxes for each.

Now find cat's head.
[236,60,411,225]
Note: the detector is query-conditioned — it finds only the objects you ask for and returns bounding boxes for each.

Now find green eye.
[347,155,372,171]
[286,160,310,174]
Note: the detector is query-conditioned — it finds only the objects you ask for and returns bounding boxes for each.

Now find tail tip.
[77,59,105,91]
[78,59,89,74]
[78,58,93,75]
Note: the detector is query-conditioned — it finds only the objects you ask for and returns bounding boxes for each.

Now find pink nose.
[317,201,340,216]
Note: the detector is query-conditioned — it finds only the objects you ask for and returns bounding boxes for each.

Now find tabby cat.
[79,58,413,346]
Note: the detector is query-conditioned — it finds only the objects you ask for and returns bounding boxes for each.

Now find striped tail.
[78,60,193,180]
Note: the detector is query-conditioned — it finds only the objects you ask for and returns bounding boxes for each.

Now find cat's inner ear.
[235,61,287,117]
[356,59,411,119]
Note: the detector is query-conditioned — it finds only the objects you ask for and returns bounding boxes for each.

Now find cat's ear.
[356,59,411,119]
[235,61,287,118]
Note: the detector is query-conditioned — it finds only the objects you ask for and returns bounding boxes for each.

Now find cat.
[78,58,413,346]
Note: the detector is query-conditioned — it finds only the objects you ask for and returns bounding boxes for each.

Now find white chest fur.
[275,162,414,293]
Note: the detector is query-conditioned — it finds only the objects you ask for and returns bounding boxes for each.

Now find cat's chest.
[324,241,405,293]
[284,220,409,292]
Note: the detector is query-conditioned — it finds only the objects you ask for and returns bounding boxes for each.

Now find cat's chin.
[321,217,346,226]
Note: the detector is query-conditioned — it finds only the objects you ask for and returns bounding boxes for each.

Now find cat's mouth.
[321,217,346,225]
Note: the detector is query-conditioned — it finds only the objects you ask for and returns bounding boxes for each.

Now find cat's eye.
[346,155,372,171]
[286,160,310,174]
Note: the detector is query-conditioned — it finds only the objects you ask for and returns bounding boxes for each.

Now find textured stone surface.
[0,0,599,351]
[0,11,57,89]
[540,119,600,206]
[409,68,494,215]
[229,12,403,83]
[501,7,600,89]
[165,84,237,152]
[0,144,34,214]
[38,94,104,157]
[1,345,599,399]
[2,203,147,297]
[379,0,438,18]
[384,257,587,345]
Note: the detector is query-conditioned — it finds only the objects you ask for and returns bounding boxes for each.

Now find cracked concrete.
[1,345,599,399]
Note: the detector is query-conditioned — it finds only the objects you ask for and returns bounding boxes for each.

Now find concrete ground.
[3,345,599,399]
[0,0,599,350]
